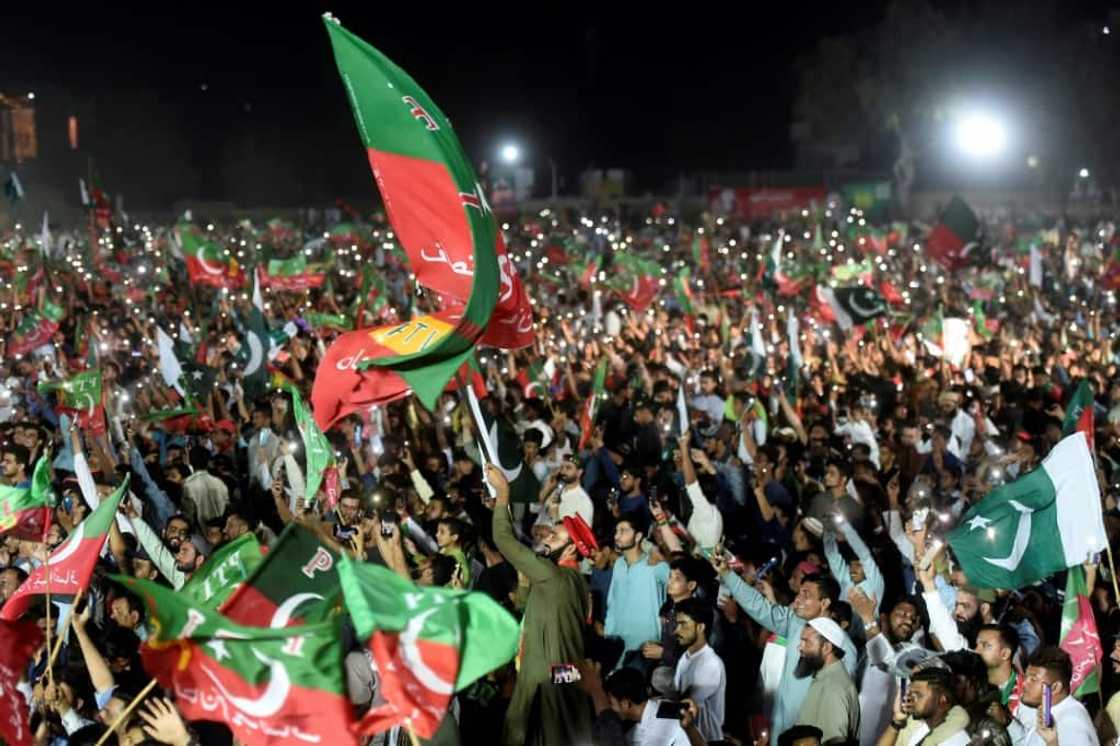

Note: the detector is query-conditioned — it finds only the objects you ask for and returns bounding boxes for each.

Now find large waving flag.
[947,432,1106,589]
[118,575,357,746]
[178,224,246,289]
[0,455,53,541]
[322,15,503,410]
[338,556,519,738]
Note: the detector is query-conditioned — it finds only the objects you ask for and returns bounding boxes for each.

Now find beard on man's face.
[956,614,981,646]
[794,652,823,679]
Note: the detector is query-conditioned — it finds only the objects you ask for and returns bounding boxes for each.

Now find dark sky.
[3,2,889,207]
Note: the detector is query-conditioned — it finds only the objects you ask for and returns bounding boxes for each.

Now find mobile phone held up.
[550,664,581,685]
[655,700,685,720]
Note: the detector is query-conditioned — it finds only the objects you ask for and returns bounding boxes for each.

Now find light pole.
[500,142,558,202]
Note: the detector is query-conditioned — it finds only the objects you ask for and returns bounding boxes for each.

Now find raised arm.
[487,465,559,584]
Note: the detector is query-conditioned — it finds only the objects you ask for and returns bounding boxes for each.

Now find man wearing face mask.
[488,464,592,746]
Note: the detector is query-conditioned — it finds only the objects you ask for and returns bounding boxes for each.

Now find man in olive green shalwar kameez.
[488,464,592,746]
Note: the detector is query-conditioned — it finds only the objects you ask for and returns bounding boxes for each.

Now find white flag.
[156,327,184,397]
[1029,243,1043,288]
[40,211,51,258]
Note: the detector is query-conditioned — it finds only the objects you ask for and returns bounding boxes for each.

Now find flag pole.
[404,723,421,746]
[44,519,53,690]
[1104,541,1120,606]
[94,678,158,746]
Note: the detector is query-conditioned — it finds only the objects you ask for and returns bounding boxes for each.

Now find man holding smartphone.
[1012,647,1097,746]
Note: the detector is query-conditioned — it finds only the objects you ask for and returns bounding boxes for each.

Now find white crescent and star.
[967,515,992,532]
[399,607,456,696]
[196,247,226,276]
[981,499,1032,570]
[269,593,324,629]
[200,649,291,719]
[243,332,264,378]
[845,289,886,319]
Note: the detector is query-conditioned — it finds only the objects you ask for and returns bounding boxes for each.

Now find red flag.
[879,280,905,306]
[0,620,42,746]
[310,312,483,431]
[443,232,533,350]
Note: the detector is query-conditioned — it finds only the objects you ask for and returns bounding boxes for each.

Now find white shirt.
[558,484,594,526]
[627,700,690,746]
[1013,696,1098,746]
[905,722,970,746]
[673,644,726,743]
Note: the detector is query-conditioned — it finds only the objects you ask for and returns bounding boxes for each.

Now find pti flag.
[0,619,42,746]
[323,15,500,408]
[926,196,982,271]
[947,432,1106,589]
[1059,565,1103,698]
[119,575,357,746]
[338,556,518,738]
[181,533,264,610]
[1,480,126,620]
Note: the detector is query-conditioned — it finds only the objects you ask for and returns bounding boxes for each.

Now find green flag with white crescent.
[947,432,1106,589]
[323,15,499,410]
[287,385,334,506]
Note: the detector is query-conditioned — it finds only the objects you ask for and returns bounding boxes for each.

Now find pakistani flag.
[947,432,1107,589]
[324,15,500,410]
[466,387,540,504]
[817,286,887,331]
[3,173,23,204]
[118,575,358,746]
[239,273,272,399]
[287,385,334,506]
[338,556,519,738]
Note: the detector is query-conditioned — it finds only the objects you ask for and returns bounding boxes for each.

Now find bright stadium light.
[500,143,521,164]
[955,113,1007,158]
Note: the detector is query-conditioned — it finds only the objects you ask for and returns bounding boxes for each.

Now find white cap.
[808,617,849,652]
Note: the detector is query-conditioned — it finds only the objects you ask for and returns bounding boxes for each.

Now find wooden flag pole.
[405,724,421,746]
[93,678,158,746]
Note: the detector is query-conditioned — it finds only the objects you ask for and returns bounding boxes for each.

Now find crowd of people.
[0,197,1118,746]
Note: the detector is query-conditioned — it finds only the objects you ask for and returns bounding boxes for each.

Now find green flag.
[37,370,102,413]
[288,385,334,506]
[324,14,500,410]
[1062,380,1095,452]
[338,555,518,738]
[947,433,1106,589]
[116,575,358,746]
[181,533,264,609]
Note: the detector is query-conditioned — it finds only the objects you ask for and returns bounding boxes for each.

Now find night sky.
[0,1,983,207]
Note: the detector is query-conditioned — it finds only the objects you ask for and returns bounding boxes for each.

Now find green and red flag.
[287,385,334,506]
[222,523,340,628]
[578,358,608,450]
[118,575,357,746]
[338,555,519,738]
[328,222,364,247]
[972,301,995,341]
[181,533,264,610]
[1,480,126,620]
[1062,380,1095,453]
[691,232,711,273]
[572,256,601,290]
[9,299,64,358]
[926,196,983,271]
[0,455,52,541]
[1059,564,1103,698]
[323,15,500,409]
[260,256,327,291]
[0,619,43,746]
[610,253,660,312]
[37,368,106,436]
[673,267,696,317]
[178,224,246,289]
